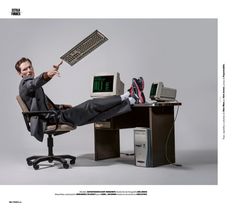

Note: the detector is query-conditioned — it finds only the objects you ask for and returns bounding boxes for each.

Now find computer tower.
[134,128,153,167]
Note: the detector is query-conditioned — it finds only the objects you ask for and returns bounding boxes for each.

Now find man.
[15,57,145,142]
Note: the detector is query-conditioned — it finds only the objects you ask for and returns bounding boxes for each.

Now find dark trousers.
[59,96,131,126]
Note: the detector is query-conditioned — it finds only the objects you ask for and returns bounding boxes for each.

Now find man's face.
[18,61,35,78]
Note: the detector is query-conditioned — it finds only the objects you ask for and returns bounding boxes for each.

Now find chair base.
[26,155,76,170]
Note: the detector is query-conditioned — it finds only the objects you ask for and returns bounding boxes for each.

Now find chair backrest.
[16,95,29,112]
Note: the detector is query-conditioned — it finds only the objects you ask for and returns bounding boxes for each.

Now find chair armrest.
[22,110,59,122]
[22,110,60,132]
[22,110,57,117]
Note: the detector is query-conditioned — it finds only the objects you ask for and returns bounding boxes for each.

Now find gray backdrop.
[0,19,217,173]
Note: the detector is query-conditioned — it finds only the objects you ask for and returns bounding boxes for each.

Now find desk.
[94,102,181,167]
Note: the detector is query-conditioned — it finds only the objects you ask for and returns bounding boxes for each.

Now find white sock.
[120,91,130,101]
[128,97,136,105]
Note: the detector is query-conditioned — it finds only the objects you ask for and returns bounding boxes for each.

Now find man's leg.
[60,96,132,126]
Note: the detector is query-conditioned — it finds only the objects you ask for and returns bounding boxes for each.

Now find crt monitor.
[149,82,177,101]
[90,72,124,97]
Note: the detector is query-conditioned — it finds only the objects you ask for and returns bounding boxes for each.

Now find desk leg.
[94,129,120,160]
[150,107,175,166]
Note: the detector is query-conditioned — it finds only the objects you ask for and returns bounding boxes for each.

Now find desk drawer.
[95,121,112,129]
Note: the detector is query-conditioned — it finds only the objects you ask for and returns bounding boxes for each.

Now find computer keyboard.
[60,30,108,66]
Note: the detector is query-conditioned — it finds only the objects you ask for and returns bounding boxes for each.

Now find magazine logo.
[11,8,21,16]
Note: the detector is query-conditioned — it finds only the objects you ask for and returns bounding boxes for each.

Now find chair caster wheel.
[63,163,69,169]
[48,158,53,163]
[27,160,33,166]
[70,159,76,165]
[33,164,39,170]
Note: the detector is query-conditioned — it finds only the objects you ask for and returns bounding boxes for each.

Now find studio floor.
[0,149,217,185]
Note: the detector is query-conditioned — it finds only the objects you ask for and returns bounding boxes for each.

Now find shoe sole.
[138,77,144,91]
[132,79,145,103]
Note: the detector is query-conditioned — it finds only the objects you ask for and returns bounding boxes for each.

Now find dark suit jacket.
[19,73,57,142]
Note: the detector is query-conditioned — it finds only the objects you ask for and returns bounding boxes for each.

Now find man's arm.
[20,61,64,95]
[45,61,73,109]
[46,60,63,79]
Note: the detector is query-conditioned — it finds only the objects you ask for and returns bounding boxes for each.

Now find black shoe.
[137,77,144,91]
[132,78,145,104]
[128,77,144,95]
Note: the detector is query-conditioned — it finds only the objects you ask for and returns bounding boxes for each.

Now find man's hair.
[15,57,32,73]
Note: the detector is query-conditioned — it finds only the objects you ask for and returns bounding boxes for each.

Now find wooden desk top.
[133,101,182,107]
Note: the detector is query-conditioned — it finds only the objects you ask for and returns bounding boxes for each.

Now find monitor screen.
[93,75,114,93]
[149,83,158,98]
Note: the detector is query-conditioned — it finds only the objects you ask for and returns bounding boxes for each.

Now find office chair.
[16,95,77,170]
